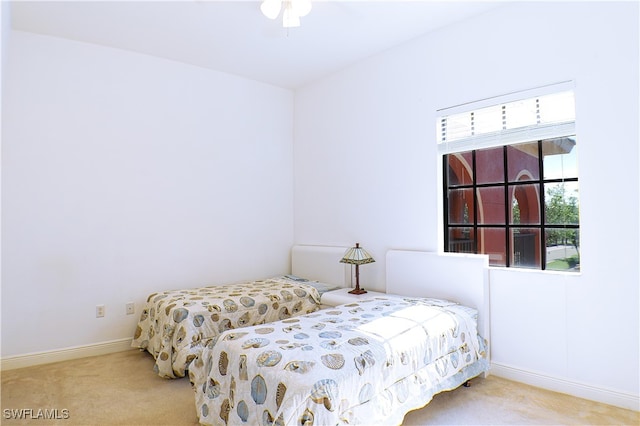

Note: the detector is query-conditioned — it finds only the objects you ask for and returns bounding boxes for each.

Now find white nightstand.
[321,287,387,308]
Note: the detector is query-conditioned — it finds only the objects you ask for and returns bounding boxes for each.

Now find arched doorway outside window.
[446,154,474,253]
[510,173,540,267]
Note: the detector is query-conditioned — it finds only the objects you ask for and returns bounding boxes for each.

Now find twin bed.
[131,246,349,378]
[132,245,490,425]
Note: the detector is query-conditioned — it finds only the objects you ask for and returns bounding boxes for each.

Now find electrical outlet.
[96,305,105,318]
[126,302,135,315]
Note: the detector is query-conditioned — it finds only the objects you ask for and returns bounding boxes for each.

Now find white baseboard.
[491,362,639,412]
[0,338,133,371]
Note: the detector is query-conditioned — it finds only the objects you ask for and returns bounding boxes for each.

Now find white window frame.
[435,81,579,271]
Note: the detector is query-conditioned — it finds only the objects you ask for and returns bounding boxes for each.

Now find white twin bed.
[131,246,352,378]
[183,245,490,425]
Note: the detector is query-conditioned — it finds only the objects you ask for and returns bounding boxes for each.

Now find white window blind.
[437,86,576,154]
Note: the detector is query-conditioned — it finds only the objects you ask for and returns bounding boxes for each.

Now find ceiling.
[10,1,503,89]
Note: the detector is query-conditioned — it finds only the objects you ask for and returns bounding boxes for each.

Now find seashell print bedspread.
[131,277,323,378]
[190,294,489,426]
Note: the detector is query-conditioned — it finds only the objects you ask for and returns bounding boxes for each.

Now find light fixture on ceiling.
[261,0,312,28]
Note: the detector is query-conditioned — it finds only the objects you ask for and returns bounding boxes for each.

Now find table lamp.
[340,243,375,294]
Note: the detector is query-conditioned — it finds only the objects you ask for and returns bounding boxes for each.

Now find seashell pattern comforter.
[131,276,324,378]
[190,294,489,425]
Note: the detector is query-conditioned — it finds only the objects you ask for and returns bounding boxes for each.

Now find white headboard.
[386,250,490,356]
[291,245,350,288]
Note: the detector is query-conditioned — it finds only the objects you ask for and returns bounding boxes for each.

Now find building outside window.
[439,87,579,271]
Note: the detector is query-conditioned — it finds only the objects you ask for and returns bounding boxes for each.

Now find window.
[439,88,579,271]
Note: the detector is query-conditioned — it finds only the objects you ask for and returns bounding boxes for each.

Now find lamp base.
[348,288,368,295]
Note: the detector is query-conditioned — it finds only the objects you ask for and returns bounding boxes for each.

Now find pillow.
[283,274,309,282]
[284,275,342,295]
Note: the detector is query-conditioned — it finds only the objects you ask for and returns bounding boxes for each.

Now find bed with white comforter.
[131,276,336,378]
[189,293,489,425]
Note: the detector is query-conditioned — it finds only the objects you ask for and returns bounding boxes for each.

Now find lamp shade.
[291,0,312,17]
[340,243,375,265]
[260,0,282,20]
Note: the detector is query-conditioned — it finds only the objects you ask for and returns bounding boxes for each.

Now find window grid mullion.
[472,150,478,254]
[538,140,547,269]
[503,146,511,267]
[442,155,450,251]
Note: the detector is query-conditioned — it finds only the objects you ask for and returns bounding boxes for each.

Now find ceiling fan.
[260,0,313,28]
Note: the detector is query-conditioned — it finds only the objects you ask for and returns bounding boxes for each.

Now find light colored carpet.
[1,349,638,425]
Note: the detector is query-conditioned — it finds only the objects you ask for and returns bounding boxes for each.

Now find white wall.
[294,2,639,409]
[1,0,10,322]
[1,1,9,86]
[2,31,295,357]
